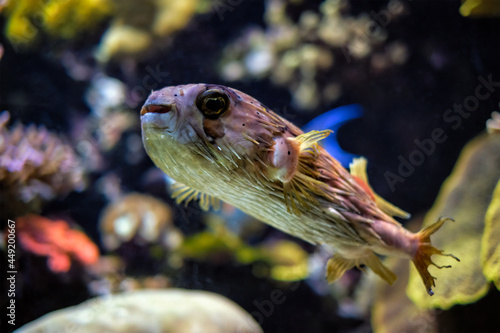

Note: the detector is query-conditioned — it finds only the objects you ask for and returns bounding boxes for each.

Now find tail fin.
[412,217,460,296]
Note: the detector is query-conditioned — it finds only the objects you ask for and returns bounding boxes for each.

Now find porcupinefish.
[140,83,459,295]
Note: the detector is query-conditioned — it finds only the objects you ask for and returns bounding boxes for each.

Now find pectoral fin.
[170,182,221,211]
[294,130,333,152]
[350,157,411,219]
[281,130,333,214]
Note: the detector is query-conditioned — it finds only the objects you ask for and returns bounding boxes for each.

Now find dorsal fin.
[170,182,221,211]
[349,157,410,219]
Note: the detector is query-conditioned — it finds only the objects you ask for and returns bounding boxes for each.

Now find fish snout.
[140,100,177,130]
[140,104,172,116]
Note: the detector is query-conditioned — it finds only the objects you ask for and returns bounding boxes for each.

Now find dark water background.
[0,0,499,332]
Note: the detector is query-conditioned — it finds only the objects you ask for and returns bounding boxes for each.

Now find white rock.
[16,289,263,333]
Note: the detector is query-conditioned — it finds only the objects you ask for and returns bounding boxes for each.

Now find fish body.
[140,84,458,295]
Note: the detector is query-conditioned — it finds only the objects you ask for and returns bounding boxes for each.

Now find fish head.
[141,84,296,182]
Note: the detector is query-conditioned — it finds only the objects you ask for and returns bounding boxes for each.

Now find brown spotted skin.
[142,84,399,249]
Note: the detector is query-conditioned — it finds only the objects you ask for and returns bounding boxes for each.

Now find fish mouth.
[140,103,176,131]
[140,104,172,116]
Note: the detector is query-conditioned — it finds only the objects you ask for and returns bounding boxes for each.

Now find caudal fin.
[412,217,460,296]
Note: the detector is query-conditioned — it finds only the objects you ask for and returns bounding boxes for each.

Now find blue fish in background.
[302,104,364,167]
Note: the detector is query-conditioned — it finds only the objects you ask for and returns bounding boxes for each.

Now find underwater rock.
[99,193,182,251]
[0,112,85,217]
[218,0,408,110]
[16,289,263,333]
[12,215,99,273]
[406,132,500,309]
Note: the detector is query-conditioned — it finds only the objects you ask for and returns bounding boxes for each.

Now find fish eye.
[196,89,229,119]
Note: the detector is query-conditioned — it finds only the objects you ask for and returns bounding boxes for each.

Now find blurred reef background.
[1,0,499,332]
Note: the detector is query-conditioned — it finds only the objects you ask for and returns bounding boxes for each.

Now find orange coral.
[14,215,99,273]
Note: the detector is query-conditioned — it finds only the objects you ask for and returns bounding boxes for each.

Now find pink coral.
[0,111,85,216]
[14,215,99,273]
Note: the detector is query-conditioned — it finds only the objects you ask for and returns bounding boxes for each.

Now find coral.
[0,112,85,217]
[406,132,500,309]
[86,255,127,295]
[459,0,500,17]
[86,255,172,296]
[95,24,153,62]
[14,215,99,273]
[85,74,128,117]
[99,193,182,251]
[71,75,140,172]
[2,0,205,61]
[83,74,139,153]
[180,216,255,262]
[180,216,309,281]
[481,179,500,290]
[261,240,309,281]
[95,0,205,62]
[372,258,437,333]
[219,0,408,110]
[3,0,113,48]
[486,111,500,134]
[16,289,263,333]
